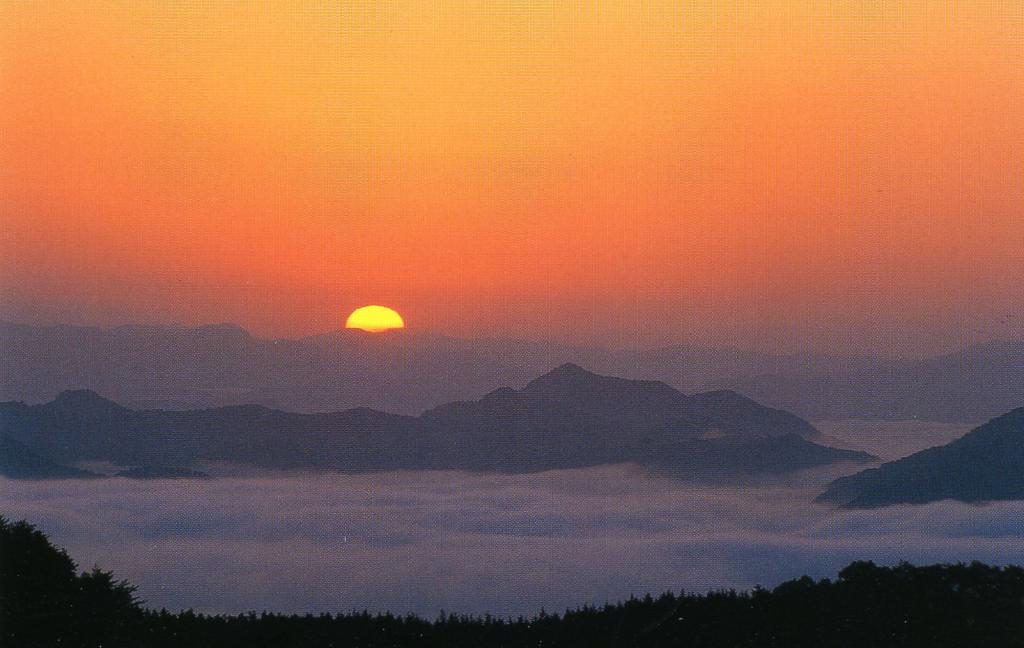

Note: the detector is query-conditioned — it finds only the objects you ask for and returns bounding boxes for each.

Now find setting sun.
[345,305,405,333]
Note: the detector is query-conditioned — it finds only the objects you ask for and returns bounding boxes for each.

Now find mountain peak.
[51,390,124,412]
[522,363,603,392]
[546,362,592,377]
[521,363,685,412]
[196,322,251,337]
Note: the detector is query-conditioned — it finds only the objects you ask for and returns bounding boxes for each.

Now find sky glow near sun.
[0,1,1022,354]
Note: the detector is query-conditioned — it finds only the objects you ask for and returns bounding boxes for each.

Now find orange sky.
[1,1,1022,354]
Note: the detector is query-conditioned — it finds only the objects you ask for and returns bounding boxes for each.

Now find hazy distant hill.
[0,365,871,478]
[711,341,1024,424]
[3,321,1019,422]
[0,320,528,416]
[817,407,1024,508]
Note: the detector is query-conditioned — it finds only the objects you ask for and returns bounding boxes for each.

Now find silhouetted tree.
[0,516,140,647]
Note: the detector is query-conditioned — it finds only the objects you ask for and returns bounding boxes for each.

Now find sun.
[345,305,405,333]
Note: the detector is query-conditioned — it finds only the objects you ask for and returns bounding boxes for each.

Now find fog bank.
[4,463,1023,616]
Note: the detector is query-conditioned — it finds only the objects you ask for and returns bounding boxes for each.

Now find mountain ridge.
[1,365,873,479]
[3,320,1020,422]
[817,407,1024,508]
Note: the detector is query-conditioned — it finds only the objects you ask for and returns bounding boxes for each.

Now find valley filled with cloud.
[5,442,1023,616]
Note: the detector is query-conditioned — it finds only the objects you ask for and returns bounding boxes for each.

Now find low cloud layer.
[4,458,1024,617]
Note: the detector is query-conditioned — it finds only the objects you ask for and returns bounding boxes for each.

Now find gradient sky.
[2,1,1022,355]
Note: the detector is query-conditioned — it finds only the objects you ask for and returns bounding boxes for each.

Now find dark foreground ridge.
[3,517,1023,648]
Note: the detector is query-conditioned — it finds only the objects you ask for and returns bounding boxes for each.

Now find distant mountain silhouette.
[415,363,837,474]
[0,389,416,471]
[718,340,1024,423]
[519,363,684,410]
[2,321,1021,422]
[817,407,1024,508]
[0,434,98,479]
[0,366,872,478]
[0,320,527,416]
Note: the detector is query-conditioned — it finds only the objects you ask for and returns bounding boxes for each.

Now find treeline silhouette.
[0,517,139,647]
[3,517,1024,647]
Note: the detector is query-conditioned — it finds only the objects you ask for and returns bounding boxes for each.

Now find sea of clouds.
[4,444,1024,617]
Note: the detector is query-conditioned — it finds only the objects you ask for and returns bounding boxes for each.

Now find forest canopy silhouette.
[3,516,1023,647]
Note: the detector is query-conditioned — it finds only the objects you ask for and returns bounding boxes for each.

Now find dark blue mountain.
[817,407,1024,507]
[1,366,871,478]
[0,433,98,479]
